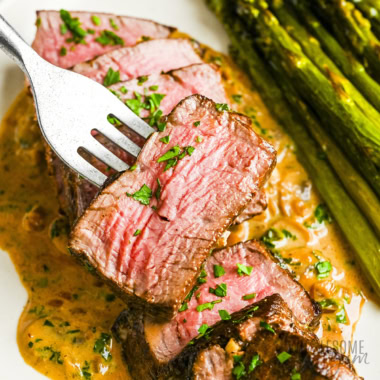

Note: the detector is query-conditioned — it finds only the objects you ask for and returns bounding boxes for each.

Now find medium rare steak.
[158,295,360,380]
[70,95,276,320]
[32,10,174,68]
[73,38,203,83]
[111,240,320,379]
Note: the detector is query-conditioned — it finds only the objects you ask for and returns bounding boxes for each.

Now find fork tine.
[84,138,129,173]
[112,100,155,139]
[95,123,142,158]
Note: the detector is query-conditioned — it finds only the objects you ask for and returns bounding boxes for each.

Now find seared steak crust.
[111,241,320,379]
[70,95,276,320]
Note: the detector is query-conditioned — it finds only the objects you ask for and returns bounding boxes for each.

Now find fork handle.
[0,14,40,76]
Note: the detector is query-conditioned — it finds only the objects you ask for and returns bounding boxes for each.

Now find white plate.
[0,1,379,379]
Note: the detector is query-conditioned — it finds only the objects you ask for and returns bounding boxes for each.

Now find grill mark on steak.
[70,95,276,321]
[156,295,361,380]
[111,240,320,379]
[32,10,175,69]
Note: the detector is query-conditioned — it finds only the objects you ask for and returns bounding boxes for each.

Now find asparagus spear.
[235,0,380,194]
[312,0,380,83]
[289,0,380,114]
[271,1,380,123]
[205,0,380,295]
[349,0,380,39]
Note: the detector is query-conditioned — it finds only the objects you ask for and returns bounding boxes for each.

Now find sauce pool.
[0,52,371,379]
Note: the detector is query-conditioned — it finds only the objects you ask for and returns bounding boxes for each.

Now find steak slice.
[70,95,276,320]
[32,10,174,69]
[159,294,360,380]
[111,241,320,379]
[234,190,267,224]
[73,38,203,83]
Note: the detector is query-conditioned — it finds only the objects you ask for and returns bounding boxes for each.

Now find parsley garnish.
[198,323,210,337]
[155,178,162,201]
[103,68,120,86]
[129,164,137,171]
[93,333,112,361]
[242,293,256,300]
[336,307,347,324]
[196,136,203,143]
[193,121,201,127]
[109,18,119,30]
[213,264,225,278]
[237,263,253,276]
[43,320,54,327]
[196,299,222,312]
[315,204,332,224]
[318,298,338,310]
[248,354,262,373]
[59,46,67,56]
[232,94,242,103]
[218,309,231,320]
[209,283,227,297]
[291,372,301,380]
[186,146,195,155]
[149,85,159,91]
[157,145,181,163]
[137,75,149,85]
[95,30,124,46]
[60,10,87,44]
[133,229,141,236]
[91,15,101,26]
[159,135,170,144]
[178,302,188,312]
[126,184,152,205]
[260,321,275,333]
[215,103,229,112]
[232,361,246,379]
[120,86,128,94]
[315,260,332,279]
[277,351,292,363]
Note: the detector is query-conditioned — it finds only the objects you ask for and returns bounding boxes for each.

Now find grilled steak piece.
[70,95,276,320]
[32,10,174,69]
[73,38,203,83]
[234,190,267,224]
[112,240,320,379]
[158,295,360,380]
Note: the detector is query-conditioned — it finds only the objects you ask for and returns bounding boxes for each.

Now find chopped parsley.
[59,46,67,56]
[336,307,347,324]
[196,299,222,312]
[261,227,284,249]
[315,260,332,279]
[157,145,181,162]
[105,294,116,302]
[248,354,262,373]
[95,30,124,46]
[120,86,128,94]
[242,293,256,300]
[126,184,152,205]
[109,18,119,30]
[137,75,149,85]
[129,164,137,171]
[232,94,242,103]
[209,283,227,297]
[277,351,292,363]
[213,264,225,278]
[260,321,275,333]
[107,115,121,126]
[133,229,141,236]
[197,269,207,284]
[142,36,151,41]
[87,28,95,34]
[282,229,297,240]
[193,120,201,127]
[60,10,87,44]
[215,103,230,112]
[196,136,203,143]
[93,333,112,361]
[43,319,54,327]
[218,309,231,320]
[91,15,101,26]
[318,298,338,310]
[159,135,170,144]
[232,360,246,380]
[186,146,195,155]
[36,18,41,27]
[149,85,159,91]
[178,302,188,312]
[237,263,253,276]
[291,372,301,380]
[315,204,332,224]
[198,323,211,338]
[103,67,120,86]
[155,178,162,201]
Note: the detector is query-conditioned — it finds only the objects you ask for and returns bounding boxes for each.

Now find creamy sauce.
[0,52,372,379]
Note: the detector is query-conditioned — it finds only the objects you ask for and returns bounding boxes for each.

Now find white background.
[0,1,379,379]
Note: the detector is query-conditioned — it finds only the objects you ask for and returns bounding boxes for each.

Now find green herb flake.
[315,204,332,224]
[159,135,170,144]
[336,308,348,324]
[141,36,151,41]
[209,283,227,297]
[282,229,297,240]
[155,178,162,201]
[109,18,119,30]
[193,121,201,127]
[318,298,338,310]
[196,299,222,312]
[129,164,137,172]
[218,309,231,320]
[105,294,116,302]
[198,323,210,336]
[66,329,81,334]
[87,28,95,34]
[186,146,195,156]
[232,361,246,380]
[60,10,87,44]
[196,136,203,143]
[36,18,42,27]
[232,94,242,103]
[149,85,159,91]
[213,264,225,278]
[215,103,229,112]
[126,184,153,205]
[95,30,124,46]
[248,354,262,373]
[164,159,177,171]
[43,320,54,327]
[237,263,253,276]
[157,145,181,163]
[59,46,67,56]
[93,333,112,361]
[120,86,128,94]
[133,229,141,236]
[179,302,188,312]
[315,260,332,280]
[103,67,120,86]
[261,227,284,248]
[277,351,292,363]
[242,293,256,300]
[260,321,275,334]
[291,372,301,380]
[137,75,149,85]
[28,342,33,348]
[91,15,101,26]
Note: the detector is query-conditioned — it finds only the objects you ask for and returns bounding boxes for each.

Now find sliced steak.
[32,10,174,69]
[159,294,360,380]
[234,190,267,224]
[73,38,203,83]
[111,240,320,379]
[70,95,276,320]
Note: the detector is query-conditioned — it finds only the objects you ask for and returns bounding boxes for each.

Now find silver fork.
[0,14,154,187]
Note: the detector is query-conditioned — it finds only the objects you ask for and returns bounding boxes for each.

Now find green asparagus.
[205,0,380,296]
[236,0,380,194]
[312,0,380,83]
[349,0,380,39]
[271,0,380,120]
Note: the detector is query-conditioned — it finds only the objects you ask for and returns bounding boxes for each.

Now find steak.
[73,38,203,83]
[69,95,276,320]
[234,190,267,224]
[111,240,320,379]
[158,295,360,380]
[32,10,174,69]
